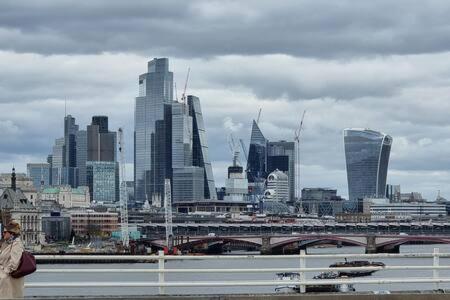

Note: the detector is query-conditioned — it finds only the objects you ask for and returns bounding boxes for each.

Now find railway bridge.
[147,234,450,254]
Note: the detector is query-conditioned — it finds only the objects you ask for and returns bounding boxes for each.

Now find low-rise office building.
[370,202,446,221]
[70,210,118,237]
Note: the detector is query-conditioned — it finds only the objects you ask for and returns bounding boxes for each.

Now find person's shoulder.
[12,238,24,249]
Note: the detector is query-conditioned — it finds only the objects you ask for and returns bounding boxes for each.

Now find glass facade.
[188,95,217,200]
[51,137,65,185]
[172,167,204,202]
[27,163,50,189]
[246,120,267,182]
[87,116,116,162]
[86,161,119,203]
[76,130,87,186]
[344,128,393,204]
[267,141,296,201]
[64,115,79,187]
[134,58,173,206]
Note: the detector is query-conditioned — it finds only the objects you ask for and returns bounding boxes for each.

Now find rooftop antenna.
[181,67,191,104]
[256,108,262,124]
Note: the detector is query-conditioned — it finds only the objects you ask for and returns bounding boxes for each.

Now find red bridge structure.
[147,234,450,254]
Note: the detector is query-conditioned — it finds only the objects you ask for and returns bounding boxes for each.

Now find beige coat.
[0,238,24,299]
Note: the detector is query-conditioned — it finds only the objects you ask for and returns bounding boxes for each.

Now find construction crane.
[180,67,191,104]
[239,138,248,166]
[294,110,306,201]
[228,133,240,167]
[164,178,173,251]
[118,128,129,248]
[256,108,262,124]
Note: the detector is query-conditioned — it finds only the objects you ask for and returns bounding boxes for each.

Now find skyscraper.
[86,161,119,203]
[87,116,116,162]
[267,141,296,202]
[27,163,50,189]
[344,128,393,204]
[187,95,217,200]
[63,115,79,187]
[246,120,267,183]
[51,137,65,185]
[134,58,173,206]
[86,116,118,202]
[76,130,87,186]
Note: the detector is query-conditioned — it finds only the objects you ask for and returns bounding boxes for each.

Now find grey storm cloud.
[3,0,450,200]
[2,0,450,58]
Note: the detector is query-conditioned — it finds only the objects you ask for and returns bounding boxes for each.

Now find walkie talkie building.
[344,129,392,205]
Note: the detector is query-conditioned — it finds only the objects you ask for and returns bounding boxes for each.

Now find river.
[26,244,450,297]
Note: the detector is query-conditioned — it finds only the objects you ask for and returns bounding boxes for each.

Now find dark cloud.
[2,1,450,58]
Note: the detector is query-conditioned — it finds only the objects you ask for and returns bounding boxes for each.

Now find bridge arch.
[377,236,450,249]
[271,236,366,250]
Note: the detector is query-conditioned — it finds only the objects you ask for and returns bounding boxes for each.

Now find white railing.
[27,249,450,295]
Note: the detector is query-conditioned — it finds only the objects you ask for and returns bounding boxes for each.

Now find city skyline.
[3,2,450,201]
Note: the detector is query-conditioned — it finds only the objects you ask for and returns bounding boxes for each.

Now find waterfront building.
[76,130,88,186]
[0,169,42,247]
[63,115,79,188]
[267,141,296,201]
[344,128,392,206]
[70,210,118,237]
[300,188,344,217]
[370,202,446,221]
[39,185,90,208]
[41,212,71,241]
[27,163,51,190]
[0,172,38,205]
[400,192,424,203]
[86,161,119,203]
[266,169,289,202]
[134,58,173,206]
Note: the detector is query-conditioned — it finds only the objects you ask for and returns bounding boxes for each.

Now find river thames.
[26,244,450,297]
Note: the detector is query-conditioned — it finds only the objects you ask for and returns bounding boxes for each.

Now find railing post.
[433,248,440,290]
[299,249,306,293]
[158,250,165,295]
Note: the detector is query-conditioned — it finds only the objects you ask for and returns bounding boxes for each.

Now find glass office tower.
[134,58,173,206]
[344,129,393,205]
[86,161,119,203]
[246,120,267,182]
[267,141,296,202]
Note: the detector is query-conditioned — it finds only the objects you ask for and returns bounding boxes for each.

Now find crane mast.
[294,110,306,201]
[164,179,173,250]
[118,128,129,248]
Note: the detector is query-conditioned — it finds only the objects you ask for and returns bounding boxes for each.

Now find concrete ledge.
[26,290,450,300]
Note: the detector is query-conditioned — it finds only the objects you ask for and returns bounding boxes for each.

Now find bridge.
[146,234,450,254]
[27,250,450,299]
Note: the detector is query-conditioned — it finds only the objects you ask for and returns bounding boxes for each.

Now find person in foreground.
[0,221,24,299]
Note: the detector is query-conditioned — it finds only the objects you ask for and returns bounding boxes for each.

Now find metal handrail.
[27,249,448,295]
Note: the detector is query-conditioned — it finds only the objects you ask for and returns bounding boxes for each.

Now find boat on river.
[329,259,385,277]
[275,272,355,293]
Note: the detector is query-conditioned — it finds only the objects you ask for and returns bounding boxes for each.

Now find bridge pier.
[260,236,272,255]
[365,235,377,254]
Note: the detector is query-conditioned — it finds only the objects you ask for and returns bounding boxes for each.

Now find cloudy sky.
[2,0,450,200]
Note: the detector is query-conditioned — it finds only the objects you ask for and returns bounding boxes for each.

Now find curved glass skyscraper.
[344,129,392,203]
